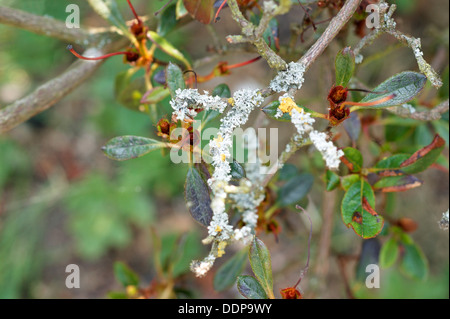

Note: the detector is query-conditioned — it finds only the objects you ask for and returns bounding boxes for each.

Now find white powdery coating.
[233,226,253,244]
[401,103,416,114]
[208,89,264,184]
[190,254,216,278]
[207,183,234,240]
[269,61,306,93]
[291,108,315,138]
[169,88,227,121]
[439,209,449,231]
[309,131,344,170]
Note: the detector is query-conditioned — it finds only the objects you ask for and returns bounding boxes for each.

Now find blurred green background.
[0,0,448,298]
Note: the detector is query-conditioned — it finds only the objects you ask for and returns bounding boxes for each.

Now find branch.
[0,59,103,133]
[387,99,449,121]
[261,0,362,185]
[353,1,443,89]
[297,0,362,71]
[0,34,128,134]
[0,6,90,44]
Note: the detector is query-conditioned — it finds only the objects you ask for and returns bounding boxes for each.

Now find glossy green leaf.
[342,147,363,172]
[102,136,167,161]
[325,170,340,191]
[358,71,427,109]
[379,238,399,268]
[157,4,177,36]
[182,0,214,24]
[87,0,132,39]
[214,249,248,292]
[166,62,185,98]
[249,237,273,298]
[230,160,246,180]
[277,173,314,207]
[185,167,213,227]
[114,262,139,287]
[237,275,268,299]
[341,180,384,238]
[341,174,359,191]
[400,243,429,281]
[335,47,355,87]
[148,31,191,68]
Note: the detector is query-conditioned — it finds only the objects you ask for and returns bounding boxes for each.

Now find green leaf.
[87,0,133,40]
[335,47,355,87]
[166,62,186,98]
[379,238,399,268]
[341,174,359,191]
[248,237,273,298]
[236,275,268,299]
[102,136,167,161]
[148,31,191,68]
[400,243,428,281]
[278,163,299,181]
[157,4,177,36]
[342,147,363,172]
[277,173,314,207]
[230,160,246,180]
[358,71,427,109]
[214,249,248,292]
[212,83,231,98]
[325,170,340,191]
[182,0,214,24]
[184,167,213,227]
[374,135,446,175]
[114,262,139,287]
[373,175,423,193]
[341,180,384,238]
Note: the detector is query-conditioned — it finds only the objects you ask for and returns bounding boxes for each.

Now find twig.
[0,59,103,134]
[387,99,449,121]
[261,0,363,185]
[353,1,443,88]
[0,6,90,44]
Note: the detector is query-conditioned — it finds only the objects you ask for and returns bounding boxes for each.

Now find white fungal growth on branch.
[291,107,315,138]
[191,89,266,277]
[309,131,344,170]
[169,88,228,122]
[281,96,344,171]
[269,61,306,93]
